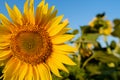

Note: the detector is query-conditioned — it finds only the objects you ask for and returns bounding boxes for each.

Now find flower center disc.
[18,32,43,53]
[11,30,52,65]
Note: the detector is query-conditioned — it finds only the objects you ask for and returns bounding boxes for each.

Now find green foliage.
[94,51,120,63]
[81,33,100,42]
[112,19,120,38]
[72,29,79,35]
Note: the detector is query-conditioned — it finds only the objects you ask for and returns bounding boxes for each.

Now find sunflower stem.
[82,54,95,68]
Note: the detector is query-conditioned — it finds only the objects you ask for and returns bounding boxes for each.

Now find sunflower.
[99,20,113,35]
[0,0,76,80]
[89,16,113,35]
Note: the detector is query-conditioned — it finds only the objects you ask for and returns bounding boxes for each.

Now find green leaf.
[112,24,120,38]
[80,25,98,34]
[81,33,100,42]
[110,41,117,50]
[113,19,120,26]
[86,64,101,75]
[94,51,120,63]
[72,29,79,35]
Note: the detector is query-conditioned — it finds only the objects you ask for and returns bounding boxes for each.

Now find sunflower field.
[0,0,120,80]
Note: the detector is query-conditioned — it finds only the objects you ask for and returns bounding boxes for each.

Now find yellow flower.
[0,0,76,80]
[103,26,113,35]
[99,21,113,35]
[107,62,115,68]
[88,18,97,27]
[86,43,94,49]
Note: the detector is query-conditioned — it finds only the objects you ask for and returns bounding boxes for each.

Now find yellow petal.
[43,6,55,24]
[47,15,64,30]
[0,42,10,47]
[29,9,35,24]
[35,0,44,25]
[0,35,10,49]
[5,3,15,20]
[35,6,43,25]
[56,28,72,35]
[37,0,45,7]
[2,58,18,80]
[2,58,13,73]
[11,58,23,80]
[39,5,55,28]
[45,10,58,30]
[29,0,35,24]
[47,15,64,35]
[48,5,55,14]
[0,35,11,48]
[5,3,22,25]
[33,66,40,80]
[52,34,74,44]
[24,0,29,15]
[12,59,21,75]
[10,59,21,80]
[18,63,28,80]
[37,63,52,80]
[53,49,74,55]
[0,50,11,61]
[53,44,77,52]
[49,56,69,73]
[24,64,33,80]
[43,3,48,15]
[46,59,61,77]
[30,0,34,13]
[45,9,58,28]
[36,0,49,26]
[52,53,76,65]
[0,35,11,45]
[0,35,11,49]
[22,0,35,24]
[23,0,29,23]
[48,19,69,36]
[13,5,23,25]
[49,10,58,22]
[47,6,55,18]
[0,34,11,42]
[39,3,48,26]
[0,25,11,35]
[46,64,52,80]
[0,14,15,32]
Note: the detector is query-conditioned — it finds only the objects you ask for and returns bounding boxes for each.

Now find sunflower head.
[0,0,76,80]
[99,20,113,35]
[89,16,113,35]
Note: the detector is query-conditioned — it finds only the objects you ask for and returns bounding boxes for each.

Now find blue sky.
[0,0,120,30]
